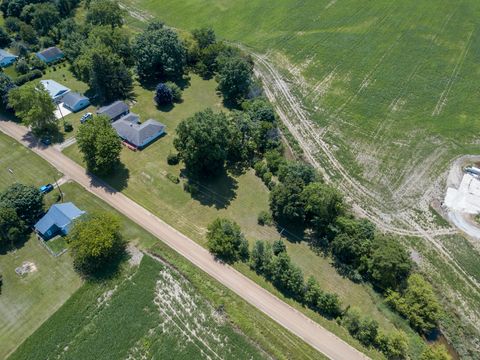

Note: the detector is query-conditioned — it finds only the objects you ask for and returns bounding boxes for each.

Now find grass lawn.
[0,131,62,191]
[10,180,326,360]
[0,235,82,359]
[62,73,422,357]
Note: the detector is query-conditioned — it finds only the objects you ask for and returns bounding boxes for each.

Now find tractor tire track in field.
[250,51,480,301]
[432,28,474,116]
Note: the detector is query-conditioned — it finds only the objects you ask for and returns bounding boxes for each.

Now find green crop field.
[121,0,480,217]
[10,255,266,360]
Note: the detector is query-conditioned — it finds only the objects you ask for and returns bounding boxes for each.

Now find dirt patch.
[15,261,37,276]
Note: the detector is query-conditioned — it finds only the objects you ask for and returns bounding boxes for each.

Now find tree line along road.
[0,120,369,360]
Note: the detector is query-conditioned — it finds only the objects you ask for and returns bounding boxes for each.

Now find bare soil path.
[0,120,369,360]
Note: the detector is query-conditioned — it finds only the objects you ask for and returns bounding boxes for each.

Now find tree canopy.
[67,212,125,275]
[0,205,26,247]
[74,44,132,102]
[86,0,124,28]
[216,55,253,104]
[386,274,442,333]
[0,73,16,108]
[420,344,451,360]
[76,115,122,175]
[8,82,57,136]
[0,183,43,225]
[206,218,249,263]
[133,21,186,83]
[174,108,230,176]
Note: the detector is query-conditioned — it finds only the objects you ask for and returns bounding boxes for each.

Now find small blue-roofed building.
[34,202,86,240]
[0,49,17,67]
[62,92,90,112]
[36,46,64,64]
[40,79,70,104]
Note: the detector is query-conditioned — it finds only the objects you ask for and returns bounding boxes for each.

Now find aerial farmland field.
[117,0,480,357]
[122,0,480,221]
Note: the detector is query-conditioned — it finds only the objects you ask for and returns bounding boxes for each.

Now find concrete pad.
[444,173,480,214]
[54,103,72,120]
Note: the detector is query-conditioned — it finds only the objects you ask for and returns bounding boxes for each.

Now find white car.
[80,112,93,124]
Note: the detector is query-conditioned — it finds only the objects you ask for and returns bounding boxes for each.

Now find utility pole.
[53,175,64,202]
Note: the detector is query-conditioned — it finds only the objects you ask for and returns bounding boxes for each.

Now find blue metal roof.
[34,202,85,237]
[0,49,17,60]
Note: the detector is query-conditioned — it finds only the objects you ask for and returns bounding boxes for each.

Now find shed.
[97,101,129,121]
[62,92,90,112]
[40,79,70,103]
[0,49,17,67]
[112,117,165,149]
[34,202,86,240]
[36,47,64,64]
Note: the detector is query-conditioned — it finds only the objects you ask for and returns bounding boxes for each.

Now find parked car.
[41,137,51,145]
[80,112,93,124]
[39,184,54,194]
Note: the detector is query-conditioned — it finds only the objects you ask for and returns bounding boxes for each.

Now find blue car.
[39,184,54,194]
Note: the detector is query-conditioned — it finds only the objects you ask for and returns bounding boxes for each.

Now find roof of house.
[97,100,129,120]
[119,112,140,124]
[0,49,17,60]
[34,202,85,235]
[37,47,63,61]
[62,92,88,108]
[40,79,70,99]
[112,117,165,147]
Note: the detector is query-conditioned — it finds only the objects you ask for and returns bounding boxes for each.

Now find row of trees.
[253,152,444,335]
[205,217,411,359]
[0,183,44,248]
[173,98,280,177]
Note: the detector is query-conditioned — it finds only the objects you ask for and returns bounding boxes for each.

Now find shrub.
[272,239,286,255]
[257,210,273,226]
[166,173,179,184]
[63,121,73,132]
[262,171,272,186]
[206,218,249,263]
[154,82,173,105]
[165,81,182,102]
[14,69,42,86]
[15,58,29,74]
[167,153,180,165]
[183,182,199,195]
[254,161,267,178]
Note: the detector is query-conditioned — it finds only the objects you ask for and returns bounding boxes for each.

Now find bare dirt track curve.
[248,50,480,297]
[0,120,369,360]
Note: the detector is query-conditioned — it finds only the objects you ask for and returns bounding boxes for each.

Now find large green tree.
[174,108,231,176]
[367,235,412,291]
[76,115,122,174]
[0,205,26,247]
[217,55,253,104]
[301,182,345,236]
[8,82,57,136]
[206,218,249,263]
[74,44,132,102]
[0,183,43,225]
[386,273,442,334]
[133,21,186,83]
[67,212,125,275]
[30,3,60,35]
[86,0,124,28]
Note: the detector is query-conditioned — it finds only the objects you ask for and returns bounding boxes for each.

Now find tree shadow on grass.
[181,168,238,210]
[0,232,30,255]
[81,246,129,282]
[88,162,130,193]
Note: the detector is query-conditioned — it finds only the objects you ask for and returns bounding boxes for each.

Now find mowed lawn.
[10,256,267,360]
[0,131,62,190]
[11,181,326,360]
[120,0,480,211]
[0,236,81,360]
[0,133,73,359]
[62,73,418,353]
